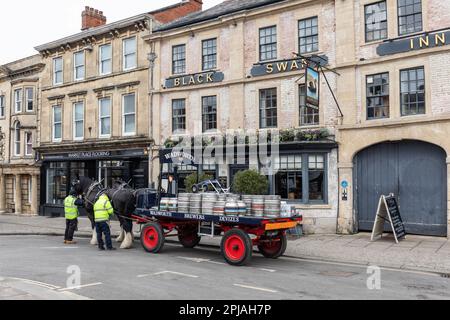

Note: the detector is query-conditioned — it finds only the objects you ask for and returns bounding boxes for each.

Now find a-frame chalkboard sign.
[371,194,406,244]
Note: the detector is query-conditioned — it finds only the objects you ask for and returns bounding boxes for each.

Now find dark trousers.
[65,219,78,241]
[95,221,113,249]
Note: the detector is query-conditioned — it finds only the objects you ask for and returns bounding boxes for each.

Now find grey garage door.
[355,140,447,236]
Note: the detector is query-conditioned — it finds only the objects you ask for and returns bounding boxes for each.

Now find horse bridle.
[84,181,107,206]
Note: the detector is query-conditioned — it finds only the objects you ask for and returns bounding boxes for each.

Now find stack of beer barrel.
[177,193,191,213]
[189,194,202,214]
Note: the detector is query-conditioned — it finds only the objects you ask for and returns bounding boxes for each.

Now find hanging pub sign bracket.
[292,52,344,118]
[371,194,407,244]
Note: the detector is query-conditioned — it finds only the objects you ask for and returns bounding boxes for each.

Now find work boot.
[64,240,68,244]
[107,247,116,251]
[67,241,77,245]
[98,247,106,251]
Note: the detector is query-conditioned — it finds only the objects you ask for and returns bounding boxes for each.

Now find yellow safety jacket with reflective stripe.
[64,196,79,220]
[94,194,114,222]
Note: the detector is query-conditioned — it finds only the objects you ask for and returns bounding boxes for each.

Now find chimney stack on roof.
[82,6,107,31]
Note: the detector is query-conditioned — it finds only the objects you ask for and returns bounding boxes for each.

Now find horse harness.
[84,181,107,206]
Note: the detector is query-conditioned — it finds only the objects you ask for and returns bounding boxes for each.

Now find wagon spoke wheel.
[140,222,165,253]
[221,229,253,266]
[258,233,287,259]
[178,226,201,249]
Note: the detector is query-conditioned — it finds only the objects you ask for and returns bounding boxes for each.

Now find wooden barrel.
[241,195,254,216]
[238,201,247,216]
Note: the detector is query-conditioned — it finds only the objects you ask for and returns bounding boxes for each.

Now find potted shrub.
[232,170,269,195]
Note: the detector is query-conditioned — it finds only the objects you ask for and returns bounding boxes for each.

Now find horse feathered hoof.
[116,228,125,243]
[90,230,98,246]
[120,233,133,249]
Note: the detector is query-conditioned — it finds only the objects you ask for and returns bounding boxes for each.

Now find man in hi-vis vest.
[94,193,116,251]
[64,189,84,244]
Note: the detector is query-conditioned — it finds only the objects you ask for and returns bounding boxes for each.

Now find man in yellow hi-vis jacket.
[64,189,84,245]
[94,193,116,251]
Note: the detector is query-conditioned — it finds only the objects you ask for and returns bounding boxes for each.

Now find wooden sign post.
[371,194,406,244]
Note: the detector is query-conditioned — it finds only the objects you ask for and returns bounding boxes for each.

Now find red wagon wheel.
[178,226,201,249]
[141,222,165,253]
[221,229,253,266]
[258,234,287,259]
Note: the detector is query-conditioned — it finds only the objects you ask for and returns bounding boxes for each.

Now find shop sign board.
[371,194,406,243]
[165,71,224,89]
[377,30,450,56]
[250,55,328,77]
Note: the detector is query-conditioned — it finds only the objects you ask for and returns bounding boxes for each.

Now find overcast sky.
[0,0,223,65]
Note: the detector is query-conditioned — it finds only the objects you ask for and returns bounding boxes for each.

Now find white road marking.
[233,284,278,293]
[205,260,227,266]
[259,268,277,273]
[58,282,103,291]
[177,256,211,263]
[154,271,199,278]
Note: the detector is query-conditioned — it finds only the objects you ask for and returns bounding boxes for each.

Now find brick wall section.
[430,53,450,115]
[152,0,203,24]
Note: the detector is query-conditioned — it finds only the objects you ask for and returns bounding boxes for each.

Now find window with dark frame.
[274,153,327,203]
[172,99,186,133]
[172,44,186,75]
[259,88,278,128]
[0,95,5,118]
[202,38,217,71]
[202,96,217,132]
[299,84,319,126]
[400,67,425,116]
[259,26,277,61]
[398,0,422,35]
[25,132,33,156]
[366,72,390,119]
[365,1,388,42]
[26,88,34,112]
[299,17,319,54]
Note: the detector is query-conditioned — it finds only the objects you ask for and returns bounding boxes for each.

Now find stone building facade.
[33,1,202,216]
[0,55,44,215]
[335,0,450,237]
[146,0,341,234]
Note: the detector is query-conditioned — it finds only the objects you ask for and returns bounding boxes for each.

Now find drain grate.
[440,273,450,278]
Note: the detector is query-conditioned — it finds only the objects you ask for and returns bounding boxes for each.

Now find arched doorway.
[354,140,447,236]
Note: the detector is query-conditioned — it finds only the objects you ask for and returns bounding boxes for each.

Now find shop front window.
[273,154,327,204]
[46,162,68,205]
[98,161,125,189]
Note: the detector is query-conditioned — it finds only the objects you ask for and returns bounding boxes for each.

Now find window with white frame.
[122,93,136,135]
[74,51,85,81]
[53,57,63,85]
[123,37,137,70]
[25,132,33,156]
[99,97,111,137]
[14,121,20,156]
[26,88,34,112]
[14,89,22,113]
[0,95,5,117]
[73,102,84,140]
[99,44,112,75]
[53,105,62,142]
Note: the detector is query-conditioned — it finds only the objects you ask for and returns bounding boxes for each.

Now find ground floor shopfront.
[37,141,151,217]
[337,119,450,238]
[158,140,339,234]
[0,165,40,215]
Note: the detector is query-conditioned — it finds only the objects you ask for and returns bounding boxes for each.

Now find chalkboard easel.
[371,194,406,244]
